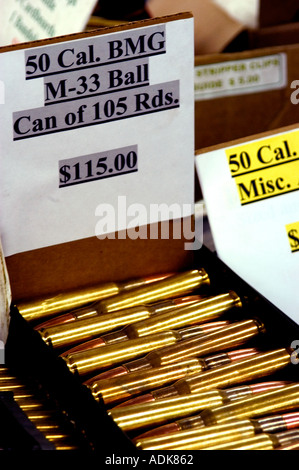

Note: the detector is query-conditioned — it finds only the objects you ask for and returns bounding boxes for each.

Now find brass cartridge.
[62,320,230,357]
[39,291,236,351]
[36,294,203,329]
[16,272,171,322]
[108,382,298,432]
[205,429,299,450]
[63,330,182,376]
[134,411,299,450]
[108,390,227,431]
[96,269,210,314]
[135,419,257,450]
[117,291,241,339]
[89,348,259,406]
[38,305,164,349]
[115,319,264,374]
[134,382,290,440]
[200,382,299,426]
[149,348,292,399]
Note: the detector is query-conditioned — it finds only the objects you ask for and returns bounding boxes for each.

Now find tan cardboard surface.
[6,219,194,302]
[195,44,299,151]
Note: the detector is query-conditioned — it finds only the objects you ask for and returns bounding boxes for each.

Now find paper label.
[196,127,299,325]
[194,53,287,101]
[0,17,195,257]
[286,221,299,253]
[0,0,98,47]
[225,132,299,205]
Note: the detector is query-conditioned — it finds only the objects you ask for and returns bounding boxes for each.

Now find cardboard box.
[5,244,299,453]
[259,0,299,28]
[194,44,299,151]
[248,22,299,50]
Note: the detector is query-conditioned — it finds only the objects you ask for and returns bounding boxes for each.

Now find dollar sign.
[59,165,71,184]
[288,229,299,249]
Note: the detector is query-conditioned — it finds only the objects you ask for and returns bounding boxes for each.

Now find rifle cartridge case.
[38,305,162,349]
[277,441,299,450]
[108,390,227,431]
[16,273,171,322]
[152,348,292,399]
[81,321,230,384]
[93,348,259,406]
[62,320,230,358]
[0,381,32,393]
[108,381,296,432]
[89,358,205,405]
[63,331,182,376]
[119,319,264,374]
[134,410,299,450]
[205,429,299,450]
[96,269,210,314]
[200,382,299,426]
[117,291,241,339]
[42,291,237,351]
[36,294,203,330]
[134,381,290,440]
[26,409,63,421]
[135,419,257,450]
[13,398,48,411]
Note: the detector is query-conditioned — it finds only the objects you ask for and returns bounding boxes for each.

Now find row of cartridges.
[13,267,299,450]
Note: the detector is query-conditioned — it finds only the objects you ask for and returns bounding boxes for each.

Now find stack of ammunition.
[0,366,87,450]
[8,266,299,450]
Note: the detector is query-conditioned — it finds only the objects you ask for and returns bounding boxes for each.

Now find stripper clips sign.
[196,127,299,325]
[0,15,195,256]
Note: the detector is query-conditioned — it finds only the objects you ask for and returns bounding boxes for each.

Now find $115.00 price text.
[59,145,138,187]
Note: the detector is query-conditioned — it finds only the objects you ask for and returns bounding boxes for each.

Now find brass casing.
[201,382,299,426]
[97,269,210,314]
[108,390,225,431]
[123,291,241,338]
[181,349,292,396]
[204,433,276,450]
[135,419,256,450]
[17,282,120,322]
[136,319,263,369]
[16,273,172,322]
[90,358,204,405]
[64,331,181,376]
[39,305,155,349]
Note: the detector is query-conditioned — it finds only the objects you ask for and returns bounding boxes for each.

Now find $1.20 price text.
[59,145,138,187]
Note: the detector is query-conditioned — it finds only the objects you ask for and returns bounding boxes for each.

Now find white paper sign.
[0,17,195,256]
[0,0,98,47]
[196,127,299,324]
[194,53,287,101]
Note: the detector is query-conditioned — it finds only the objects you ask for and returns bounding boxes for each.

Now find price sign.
[0,14,195,256]
[58,146,138,187]
[286,221,299,253]
[196,126,299,325]
[225,133,299,205]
